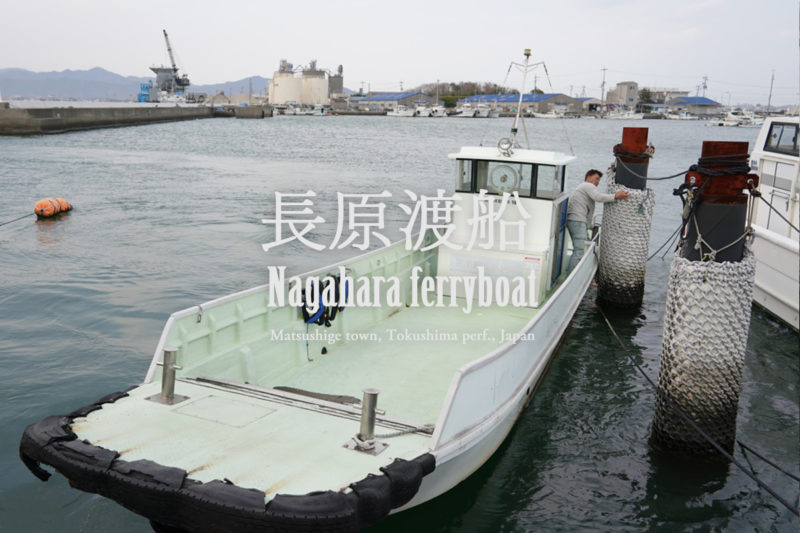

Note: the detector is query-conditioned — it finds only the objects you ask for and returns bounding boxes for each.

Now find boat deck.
[260,302,538,423]
[72,302,537,497]
[72,380,431,498]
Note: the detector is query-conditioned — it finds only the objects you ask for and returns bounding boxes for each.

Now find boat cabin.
[443,146,577,306]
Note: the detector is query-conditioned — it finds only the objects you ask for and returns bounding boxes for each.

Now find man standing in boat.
[566,169,629,272]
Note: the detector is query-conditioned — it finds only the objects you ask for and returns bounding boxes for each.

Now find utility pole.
[766,70,775,116]
[600,67,607,112]
[701,76,708,97]
[400,81,403,91]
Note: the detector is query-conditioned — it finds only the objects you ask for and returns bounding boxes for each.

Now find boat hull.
[401,241,597,508]
[751,225,800,330]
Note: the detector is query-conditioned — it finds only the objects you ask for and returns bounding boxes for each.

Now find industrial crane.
[162,29,190,89]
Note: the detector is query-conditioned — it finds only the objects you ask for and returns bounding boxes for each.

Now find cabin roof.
[448,146,576,166]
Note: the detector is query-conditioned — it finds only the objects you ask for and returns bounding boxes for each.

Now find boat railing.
[144,233,439,385]
[429,241,597,455]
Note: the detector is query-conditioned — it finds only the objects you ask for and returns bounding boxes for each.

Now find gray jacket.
[566,182,616,227]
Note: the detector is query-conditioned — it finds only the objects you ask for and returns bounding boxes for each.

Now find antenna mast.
[508,49,546,149]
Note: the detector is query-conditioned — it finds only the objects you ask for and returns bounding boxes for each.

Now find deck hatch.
[173,394,275,427]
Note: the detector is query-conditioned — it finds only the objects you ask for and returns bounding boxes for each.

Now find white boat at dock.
[450,103,478,118]
[414,105,432,117]
[665,111,699,120]
[748,116,800,330]
[474,103,499,118]
[430,105,448,117]
[20,50,600,531]
[604,109,644,120]
[708,110,763,128]
[531,109,565,119]
[387,104,416,117]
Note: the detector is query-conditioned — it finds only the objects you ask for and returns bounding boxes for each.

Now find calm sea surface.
[0,115,797,532]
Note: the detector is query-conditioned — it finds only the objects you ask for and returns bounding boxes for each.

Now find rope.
[374,423,434,439]
[615,157,691,181]
[758,195,800,233]
[0,212,35,227]
[647,222,684,261]
[691,215,753,262]
[738,441,800,482]
[597,306,800,517]
[613,143,654,160]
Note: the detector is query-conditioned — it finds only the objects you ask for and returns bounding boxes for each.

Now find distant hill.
[0,67,275,101]
[192,76,271,97]
[0,67,151,100]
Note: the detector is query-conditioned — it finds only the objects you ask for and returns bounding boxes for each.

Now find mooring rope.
[758,195,800,233]
[0,212,35,227]
[738,441,800,482]
[647,222,684,261]
[691,216,754,262]
[597,306,800,517]
[615,158,691,181]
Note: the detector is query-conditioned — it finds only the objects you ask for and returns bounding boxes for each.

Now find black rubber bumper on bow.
[19,391,436,532]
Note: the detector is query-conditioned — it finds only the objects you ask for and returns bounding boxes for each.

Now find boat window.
[456,160,473,192]
[475,161,533,197]
[535,165,562,199]
[765,123,799,156]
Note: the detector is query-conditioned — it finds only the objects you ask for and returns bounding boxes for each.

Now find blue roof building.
[668,96,722,116]
[358,91,437,110]
[457,92,582,113]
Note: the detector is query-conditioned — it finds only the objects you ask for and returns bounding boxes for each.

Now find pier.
[0,105,213,135]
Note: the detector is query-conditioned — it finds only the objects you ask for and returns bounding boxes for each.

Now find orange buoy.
[34,197,72,218]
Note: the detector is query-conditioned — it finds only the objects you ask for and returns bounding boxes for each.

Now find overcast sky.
[1,0,797,105]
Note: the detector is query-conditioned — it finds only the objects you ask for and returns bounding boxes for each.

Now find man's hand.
[614,190,630,200]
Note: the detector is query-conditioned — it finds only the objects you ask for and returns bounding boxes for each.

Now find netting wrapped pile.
[652,247,755,454]
[598,169,655,306]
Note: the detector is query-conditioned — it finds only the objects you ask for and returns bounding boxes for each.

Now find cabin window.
[765,123,799,156]
[456,160,473,192]
[475,161,533,197]
[535,165,563,199]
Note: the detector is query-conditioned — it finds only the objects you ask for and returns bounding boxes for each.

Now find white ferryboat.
[20,50,601,531]
[748,116,800,330]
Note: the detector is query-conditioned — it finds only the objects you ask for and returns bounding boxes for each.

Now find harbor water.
[0,116,797,532]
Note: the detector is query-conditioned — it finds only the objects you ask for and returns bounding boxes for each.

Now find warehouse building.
[667,96,722,116]
[457,93,583,114]
[358,92,437,111]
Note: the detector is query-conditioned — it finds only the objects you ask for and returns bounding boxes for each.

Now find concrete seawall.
[0,105,213,135]
[234,105,272,119]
